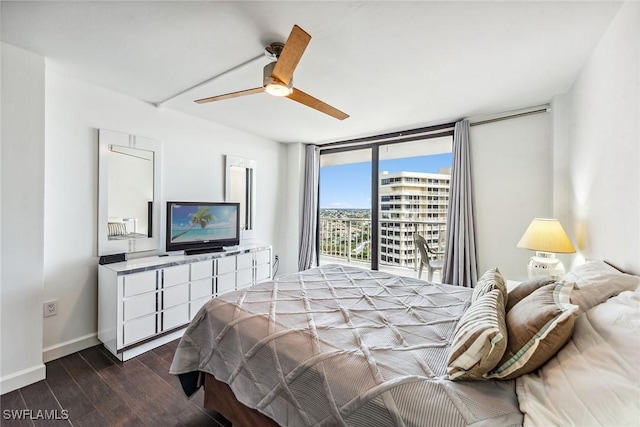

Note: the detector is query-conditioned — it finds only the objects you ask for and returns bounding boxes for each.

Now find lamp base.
[527,252,565,280]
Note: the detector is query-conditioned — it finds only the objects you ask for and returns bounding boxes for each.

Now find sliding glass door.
[378,138,452,281]
[319,148,373,269]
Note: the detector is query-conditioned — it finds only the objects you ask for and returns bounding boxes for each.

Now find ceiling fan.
[195,25,349,121]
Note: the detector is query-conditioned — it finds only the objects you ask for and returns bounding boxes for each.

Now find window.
[319,131,452,276]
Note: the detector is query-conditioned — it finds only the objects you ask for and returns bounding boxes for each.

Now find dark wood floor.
[1,340,231,426]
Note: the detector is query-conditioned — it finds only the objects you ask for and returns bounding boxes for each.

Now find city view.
[319,153,452,275]
[320,208,373,261]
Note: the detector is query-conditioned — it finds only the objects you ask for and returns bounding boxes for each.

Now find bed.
[170,262,640,426]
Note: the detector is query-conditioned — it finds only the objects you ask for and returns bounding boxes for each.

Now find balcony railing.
[319,217,447,270]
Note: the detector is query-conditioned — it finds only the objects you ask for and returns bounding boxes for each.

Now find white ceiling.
[1,1,622,144]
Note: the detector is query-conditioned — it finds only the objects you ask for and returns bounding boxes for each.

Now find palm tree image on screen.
[172,207,217,240]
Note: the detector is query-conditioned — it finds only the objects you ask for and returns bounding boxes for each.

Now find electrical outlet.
[275,255,279,262]
[44,300,58,318]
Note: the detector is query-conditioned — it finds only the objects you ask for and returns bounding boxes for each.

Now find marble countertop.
[99,244,271,275]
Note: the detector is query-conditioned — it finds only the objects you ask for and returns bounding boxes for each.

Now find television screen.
[166,202,240,254]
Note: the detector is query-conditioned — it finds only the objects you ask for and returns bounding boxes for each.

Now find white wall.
[471,112,553,281]
[564,0,640,274]
[0,43,46,394]
[42,69,287,361]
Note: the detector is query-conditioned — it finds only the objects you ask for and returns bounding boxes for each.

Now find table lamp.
[517,218,576,279]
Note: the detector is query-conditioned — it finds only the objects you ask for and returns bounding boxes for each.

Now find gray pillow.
[488,281,577,380]
[506,276,556,312]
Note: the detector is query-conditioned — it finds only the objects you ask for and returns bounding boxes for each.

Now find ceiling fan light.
[263,62,293,97]
[265,82,293,97]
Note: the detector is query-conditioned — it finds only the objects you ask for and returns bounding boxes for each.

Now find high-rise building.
[379,169,451,267]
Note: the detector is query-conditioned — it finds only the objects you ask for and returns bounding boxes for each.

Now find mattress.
[170,264,523,426]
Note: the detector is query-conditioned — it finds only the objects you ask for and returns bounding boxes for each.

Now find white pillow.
[516,289,640,426]
[565,260,639,314]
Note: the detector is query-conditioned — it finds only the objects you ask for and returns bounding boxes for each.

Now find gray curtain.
[298,144,320,271]
[443,120,478,287]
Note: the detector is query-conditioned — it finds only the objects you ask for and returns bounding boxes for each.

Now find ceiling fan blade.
[271,25,311,86]
[287,88,349,120]
[195,87,264,104]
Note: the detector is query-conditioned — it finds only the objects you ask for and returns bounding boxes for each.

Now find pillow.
[487,281,577,380]
[108,222,128,236]
[447,289,507,380]
[516,289,640,426]
[472,268,507,303]
[565,260,639,314]
[505,276,556,312]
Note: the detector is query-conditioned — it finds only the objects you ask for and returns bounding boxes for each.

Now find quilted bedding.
[170,264,523,426]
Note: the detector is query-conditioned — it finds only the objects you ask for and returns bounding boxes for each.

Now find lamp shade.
[517,218,576,253]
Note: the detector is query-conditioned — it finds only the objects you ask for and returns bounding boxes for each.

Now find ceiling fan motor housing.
[264,42,285,61]
[263,62,293,96]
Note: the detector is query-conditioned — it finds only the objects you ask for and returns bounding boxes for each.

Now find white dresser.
[98,245,272,360]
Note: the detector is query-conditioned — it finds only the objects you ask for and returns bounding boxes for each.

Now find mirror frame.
[225,155,256,240]
[98,129,162,255]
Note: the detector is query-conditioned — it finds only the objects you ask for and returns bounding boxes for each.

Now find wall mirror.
[98,129,161,255]
[225,155,256,240]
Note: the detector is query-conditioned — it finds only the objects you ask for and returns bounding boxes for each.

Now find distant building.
[379,169,451,267]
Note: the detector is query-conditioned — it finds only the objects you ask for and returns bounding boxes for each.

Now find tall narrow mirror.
[225,155,256,240]
[98,129,161,255]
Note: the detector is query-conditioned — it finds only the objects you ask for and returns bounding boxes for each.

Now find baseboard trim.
[0,364,46,395]
[43,333,101,363]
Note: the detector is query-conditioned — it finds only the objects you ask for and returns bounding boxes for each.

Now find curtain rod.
[316,105,548,149]
[469,106,549,127]
[318,121,456,150]
[320,130,454,155]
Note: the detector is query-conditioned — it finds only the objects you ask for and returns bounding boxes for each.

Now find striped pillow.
[488,281,577,380]
[108,222,127,236]
[472,267,507,303]
[447,289,507,380]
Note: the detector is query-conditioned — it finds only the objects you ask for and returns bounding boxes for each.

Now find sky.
[320,153,452,209]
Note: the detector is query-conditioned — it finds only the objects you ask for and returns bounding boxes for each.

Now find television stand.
[185,247,225,256]
[98,244,272,361]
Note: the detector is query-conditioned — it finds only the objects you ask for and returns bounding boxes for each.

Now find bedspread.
[170,264,523,427]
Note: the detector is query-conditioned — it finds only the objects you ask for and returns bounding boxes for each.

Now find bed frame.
[204,373,279,427]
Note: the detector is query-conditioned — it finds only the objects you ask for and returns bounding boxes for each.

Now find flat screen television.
[166,201,240,255]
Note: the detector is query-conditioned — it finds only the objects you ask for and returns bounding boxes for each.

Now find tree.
[171,207,216,240]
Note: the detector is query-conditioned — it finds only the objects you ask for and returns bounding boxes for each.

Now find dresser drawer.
[190,296,211,320]
[217,257,235,275]
[191,278,214,300]
[236,253,253,270]
[163,264,189,287]
[256,264,271,283]
[123,315,156,346]
[123,292,156,321]
[162,304,189,331]
[163,283,189,308]
[123,271,157,297]
[217,272,236,294]
[237,268,253,289]
[256,249,270,265]
[191,260,213,280]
